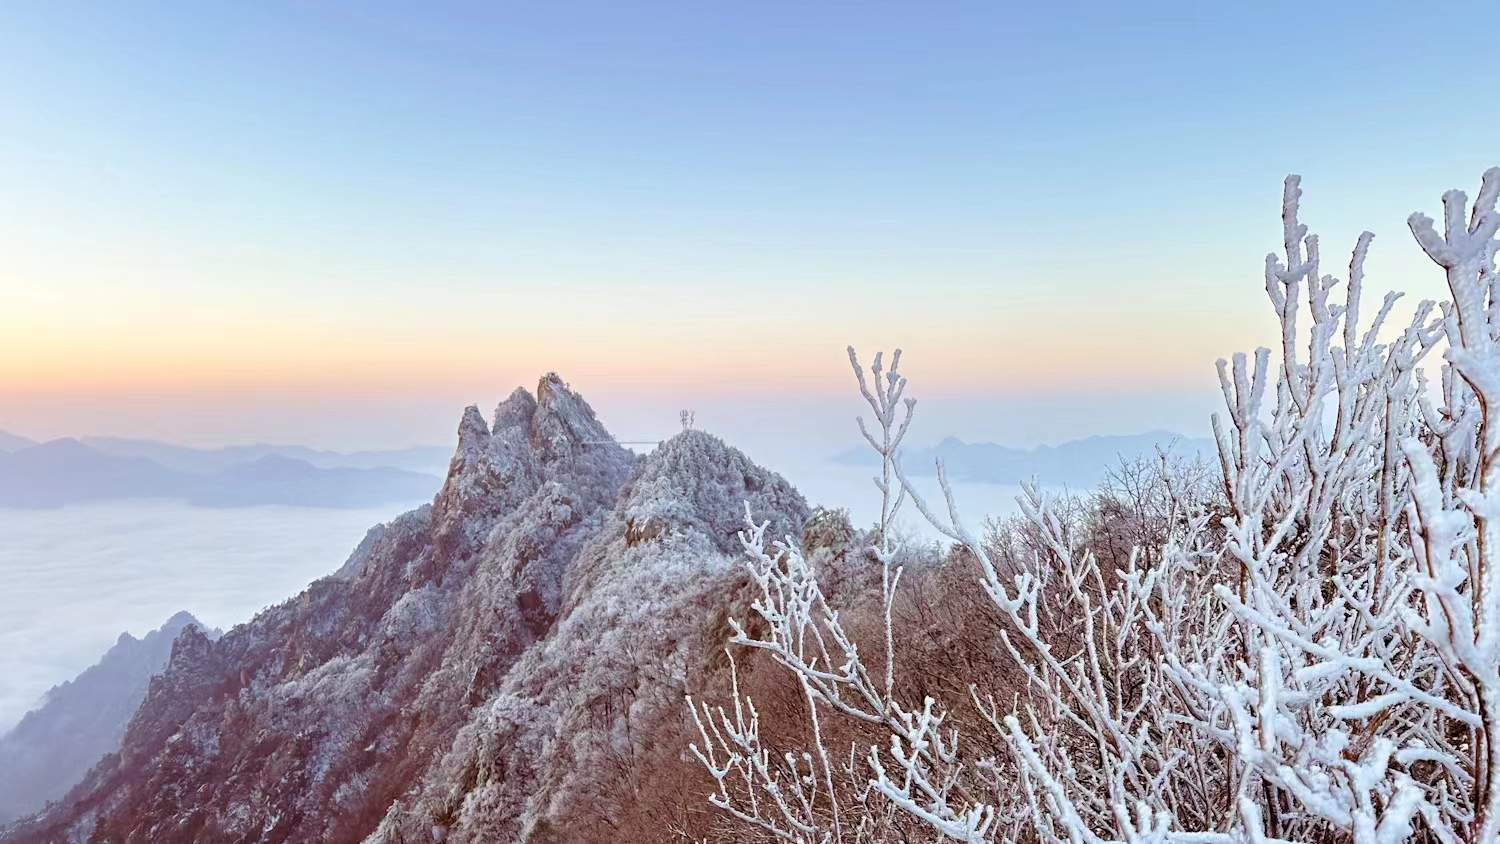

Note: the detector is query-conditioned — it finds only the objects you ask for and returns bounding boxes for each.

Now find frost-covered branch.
[694,168,1500,844]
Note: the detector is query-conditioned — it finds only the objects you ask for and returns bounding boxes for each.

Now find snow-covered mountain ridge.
[0,375,808,844]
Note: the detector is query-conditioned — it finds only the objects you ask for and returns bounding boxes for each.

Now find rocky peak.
[108,623,223,774]
[531,373,615,463]
[453,405,492,462]
[1,378,805,844]
[162,624,215,678]
[433,402,535,559]
[492,387,538,433]
[0,612,213,827]
[622,429,808,553]
[159,611,202,635]
[372,427,810,843]
[433,376,631,567]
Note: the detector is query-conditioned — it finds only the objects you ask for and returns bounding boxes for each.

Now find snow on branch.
[693,168,1500,843]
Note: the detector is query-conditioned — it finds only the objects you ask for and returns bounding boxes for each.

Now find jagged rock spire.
[431,376,629,563]
[492,387,538,433]
[531,373,617,462]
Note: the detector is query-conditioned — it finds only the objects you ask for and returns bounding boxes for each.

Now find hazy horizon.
[4,1,1496,454]
[0,377,1222,465]
[5,2,1498,837]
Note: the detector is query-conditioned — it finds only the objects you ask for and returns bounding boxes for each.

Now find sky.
[1,1,1497,460]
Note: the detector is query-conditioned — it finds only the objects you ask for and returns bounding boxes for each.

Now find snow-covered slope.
[1,375,808,844]
[372,428,808,841]
[0,612,215,825]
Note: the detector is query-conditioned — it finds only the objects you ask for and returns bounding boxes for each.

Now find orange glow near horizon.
[0,331,1237,396]
[0,288,1263,399]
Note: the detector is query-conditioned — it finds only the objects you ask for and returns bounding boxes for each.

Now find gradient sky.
[1,1,1497,458]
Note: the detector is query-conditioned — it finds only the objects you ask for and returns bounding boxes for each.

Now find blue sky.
[0,1,1495,455]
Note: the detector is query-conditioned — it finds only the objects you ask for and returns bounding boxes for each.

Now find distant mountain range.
[832,430,1215,487]
[0,434,445,509]
[0,374,811,843]
[0,432,36,452]
[75,436,451,476]
[0,612,219,825]
[0,380,1220,842]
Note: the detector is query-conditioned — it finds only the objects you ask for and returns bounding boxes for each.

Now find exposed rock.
[0,612,214,826]
[1,376,807,844]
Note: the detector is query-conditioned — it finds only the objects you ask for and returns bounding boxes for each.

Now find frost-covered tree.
[692,168,1500,842]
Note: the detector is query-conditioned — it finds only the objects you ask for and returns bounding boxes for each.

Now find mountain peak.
[532,373,615,459]
[4,390,797,842]
[166,624,214,669]
[492,387,538,432]
[0,431,36,453]
[536,372,570,402]
[0,610,214,826]
[458,404,490,441]
[623,429,808,553]
[433,376,631,561]
[160,611,202,633]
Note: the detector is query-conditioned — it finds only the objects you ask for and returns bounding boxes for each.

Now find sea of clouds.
[0,457,1028,735]
[0,500,426,733]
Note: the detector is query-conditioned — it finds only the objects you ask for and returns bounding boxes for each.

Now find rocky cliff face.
[0,612,213,826]
[2,376,808,844]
